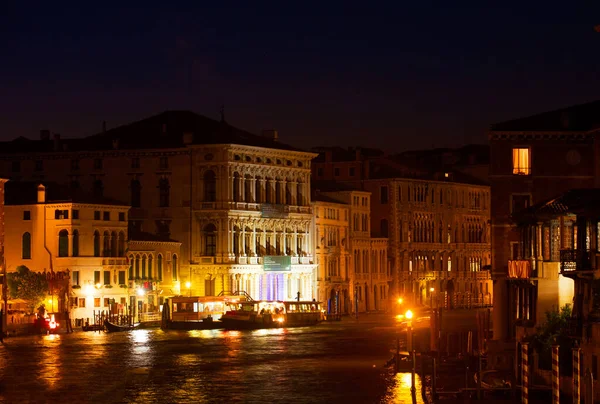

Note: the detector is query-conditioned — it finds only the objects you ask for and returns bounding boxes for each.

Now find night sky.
[2,3,600,152]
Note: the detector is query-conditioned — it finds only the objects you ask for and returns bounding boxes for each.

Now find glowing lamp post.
[429,287,435,308]
[406,309,414,352]
[185,281,192,297]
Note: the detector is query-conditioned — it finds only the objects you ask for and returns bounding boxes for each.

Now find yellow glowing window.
[512,148,531,175]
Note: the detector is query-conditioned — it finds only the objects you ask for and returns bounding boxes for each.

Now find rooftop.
[491,100,600,132]
[5,181,129,206]
[1,111,304,154]
[514,188,600,223]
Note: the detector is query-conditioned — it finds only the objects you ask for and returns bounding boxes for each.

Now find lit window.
[512,148,531,175]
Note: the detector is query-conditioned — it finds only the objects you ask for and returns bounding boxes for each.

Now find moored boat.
[104,319,139,332]
[220,300,322,330]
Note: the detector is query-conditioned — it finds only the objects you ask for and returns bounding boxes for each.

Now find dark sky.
[2,3,600,152]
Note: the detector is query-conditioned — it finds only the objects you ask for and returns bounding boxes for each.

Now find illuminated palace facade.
[312,147,492,310]
[0,111,317,301]
[313,187,389,314]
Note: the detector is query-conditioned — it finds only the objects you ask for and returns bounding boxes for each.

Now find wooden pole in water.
[573,346,581,404]
[552,344,559,404]
[411,350,416,395]
[522,342,529,404]
[432,357,437,401]
[477,352,482,399]
[396,334,400,373]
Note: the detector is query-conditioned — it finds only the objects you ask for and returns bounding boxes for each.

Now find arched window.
[22,232,31,259]
[142,255,147,279]
[111,231,117,257]
[245,175,253,202]
[285,180,292,205]
[381,219,389,238]
[172,254,178,280]
[204,171,216,202]
[93,179,104,198]
[93,231,100,257]
[72,230,79,257]
[233,172,240,202]
[118,232,125,256]
[266,178,273,203]
[159,178,170,207]
[233,226,240,256]
[131,179,142,208]
[204,224,217,256]
[148,255,153,279]
[255,177,262,203]
[275,179,282,204]
[103,231,110,257]
[157,254,163,280]
[58,230,69,257]
[128,255,134,280]
[296,182,304,206]
[135,255,140,278]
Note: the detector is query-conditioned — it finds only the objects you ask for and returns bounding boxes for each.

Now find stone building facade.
[488,101,600,368]
[313,188,390,314]
[3,183,130,320]
[0,112,317,301]
[311,148,492,310]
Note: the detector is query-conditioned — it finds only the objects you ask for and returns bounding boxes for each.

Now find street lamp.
[405,309,414,351]
[185,281,192,297]
[429,287,435,308]
[397,297,403,305]
[405,309,416,396]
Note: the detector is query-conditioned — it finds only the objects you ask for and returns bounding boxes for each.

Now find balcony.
[560,249,593,274]
[102,257,128,266]
[508,260,532,279]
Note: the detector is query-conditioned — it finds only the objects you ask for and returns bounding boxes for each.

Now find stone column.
[259,179,266,203]
[241,227,246,256]
[291,181,297,205]
[68,233,73,257]
[283,228,287,255]
[250,178,256,203]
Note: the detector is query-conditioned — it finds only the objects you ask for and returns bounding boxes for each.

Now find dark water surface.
[0,317,422,403]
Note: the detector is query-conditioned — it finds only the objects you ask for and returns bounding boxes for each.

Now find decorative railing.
[560,249,593,272]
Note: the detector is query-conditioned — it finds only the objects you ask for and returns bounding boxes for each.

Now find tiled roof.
[5,181,129,206]
[312,192,349,205]
[514,188,600,223]
[491,100,600,132]
[0,111,304,154]
[311,180,363,192]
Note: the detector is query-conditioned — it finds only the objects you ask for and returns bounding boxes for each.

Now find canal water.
[0,317,423,403]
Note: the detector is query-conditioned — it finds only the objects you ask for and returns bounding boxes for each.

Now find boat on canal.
[220,300,323,330]
[104,319,140,332]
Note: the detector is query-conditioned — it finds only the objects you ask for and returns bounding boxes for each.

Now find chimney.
[37,184,46,203]
[53,134,61,151]
[102,121,107,133]
[355,147,361,161]
[182,132,193,145]
[262,129,278,142]
[40,130,50,141]
[112,139,119,150]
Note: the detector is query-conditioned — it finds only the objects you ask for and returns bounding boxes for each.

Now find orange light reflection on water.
[383,372,424,404]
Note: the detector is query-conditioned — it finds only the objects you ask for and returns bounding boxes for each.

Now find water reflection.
[383,372,424,404]
[0,318,404,403]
